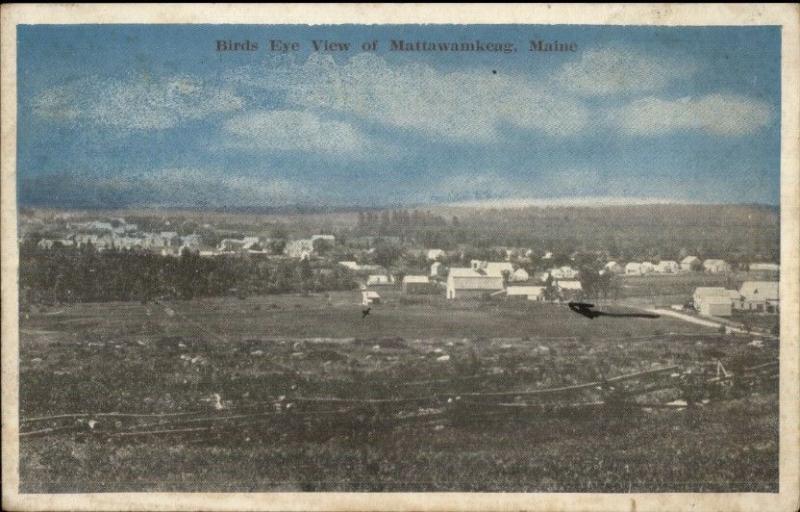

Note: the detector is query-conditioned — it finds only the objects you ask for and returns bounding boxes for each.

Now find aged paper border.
[1,3,798,511]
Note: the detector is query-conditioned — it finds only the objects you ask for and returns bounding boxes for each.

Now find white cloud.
[232,53,589,142]
[222,110,368,156]
[32,75,243,131]
[606,94,773,136]
[555,47,697,96]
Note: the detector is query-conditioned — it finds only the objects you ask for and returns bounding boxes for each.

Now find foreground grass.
[18,294,778,492]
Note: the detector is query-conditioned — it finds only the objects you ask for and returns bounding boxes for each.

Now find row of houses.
[693,281,779,317]
[37,231,197,254]
[607,257,737,276]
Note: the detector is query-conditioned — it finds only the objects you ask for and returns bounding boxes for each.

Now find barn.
[402,275,434,294]
[446,268,504,299]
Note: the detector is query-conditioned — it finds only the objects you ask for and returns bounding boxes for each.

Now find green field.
[18,292,778,492]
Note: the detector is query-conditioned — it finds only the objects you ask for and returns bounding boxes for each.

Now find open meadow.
[19,291,779,492]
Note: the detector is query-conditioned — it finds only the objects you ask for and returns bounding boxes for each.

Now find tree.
[543,274,558,302]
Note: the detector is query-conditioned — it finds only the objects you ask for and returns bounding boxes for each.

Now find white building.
[738,281,779,313]
[549,266,578,279]
[703,259,730,274]
[426,249,446,261]
[430,261,444,277]
[510,268,530,282]
[681,256,701,272]
[446,268,504,299]
[604,261,624,274]
[749,263,779,272]
[655,260,679,273]
[556,280,583,300]
[506,286,545,301]
[366,274,392,286]
[693,287,731,316]
[285,239,314,258]
[625,262,643,276]
[402,275,432,294]
[362,290,381,306]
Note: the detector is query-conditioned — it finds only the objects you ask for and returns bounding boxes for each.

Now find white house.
[681,256,701,272]
[750,263,779,272]
[285,239,314,258]
[738,281,779,313]
[625,262,643,276]
[703,259,730,274]
[604,261,624,274]
[506,286,545,301]
[510,267,530,282]
[427,249,446,261]
[366,274,392,286]
[446,268,504,299]
[362,290,381,306]
[641,261,656,274]
[698,295,732,317]
[556,280,583,300]
[654,260,679,273]
[402,275,432,294]
[339,261,360,270]
[430,261,445,277]
[549,266,578,279]
[693,287,730,316]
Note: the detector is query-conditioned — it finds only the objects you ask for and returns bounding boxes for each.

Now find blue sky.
[17,24,781,208]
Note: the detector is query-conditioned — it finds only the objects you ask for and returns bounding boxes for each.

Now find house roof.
[681,256,700,263]
[750,263,779,271]
[739,281,779,301]
[557,280,582,290]
[506,286,544,296]
[727,289,743,300]
[449,267,481,277]
[448,268,504,290]
[694,287,728,298]
[403,275,429,284]
[362,291,381,298]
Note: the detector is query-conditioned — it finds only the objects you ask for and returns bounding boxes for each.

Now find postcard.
[1,4,798,511]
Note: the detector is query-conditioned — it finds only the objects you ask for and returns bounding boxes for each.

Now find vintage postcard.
[1,4,798,511]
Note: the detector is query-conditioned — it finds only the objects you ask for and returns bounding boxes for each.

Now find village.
[23,211,780,334]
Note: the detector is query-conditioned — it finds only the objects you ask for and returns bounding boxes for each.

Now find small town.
[21,209,779,335]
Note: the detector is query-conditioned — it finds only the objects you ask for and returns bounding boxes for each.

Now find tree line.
[19,243,358,306]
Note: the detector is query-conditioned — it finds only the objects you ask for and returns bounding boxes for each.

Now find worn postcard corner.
[1,3,799,512]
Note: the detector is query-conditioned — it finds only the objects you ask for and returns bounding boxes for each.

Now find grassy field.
[18,291,779,492]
